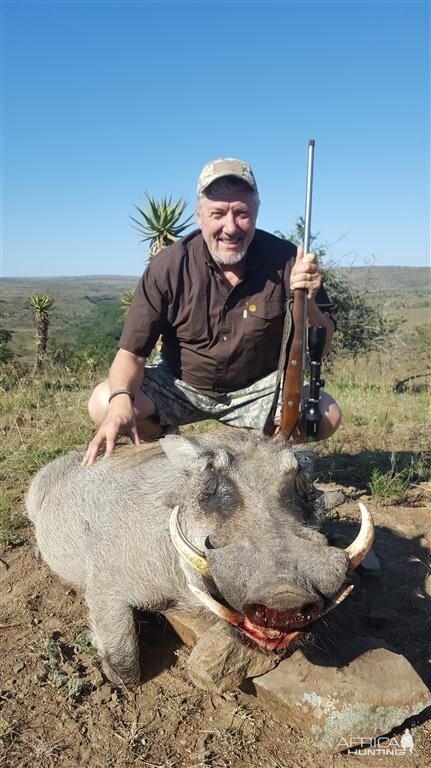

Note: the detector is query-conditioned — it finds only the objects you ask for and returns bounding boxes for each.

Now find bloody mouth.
[238,602,322,652]
[187,582,355,654]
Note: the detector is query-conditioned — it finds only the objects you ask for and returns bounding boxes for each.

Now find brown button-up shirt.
[120,229,335,398]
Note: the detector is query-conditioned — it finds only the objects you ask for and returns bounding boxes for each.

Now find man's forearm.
[108,348,146,397]
[307,300,335,356]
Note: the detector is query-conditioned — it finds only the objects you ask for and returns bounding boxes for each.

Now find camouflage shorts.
[141,359,279,432]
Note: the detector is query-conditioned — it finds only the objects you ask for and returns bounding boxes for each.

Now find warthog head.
[163,432,374,653]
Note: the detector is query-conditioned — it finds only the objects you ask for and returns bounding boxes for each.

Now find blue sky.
[1,0,429,277]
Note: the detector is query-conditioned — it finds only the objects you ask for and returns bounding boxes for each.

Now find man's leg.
[87,362,215,441]
[313,392,342,440]
[287,391,342,442]
[87,379,164,440]
[215,372,342,442]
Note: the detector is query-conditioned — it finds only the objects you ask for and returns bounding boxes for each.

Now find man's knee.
[320,397,342,439]
[87,379,159,430]
[88,380,110,425]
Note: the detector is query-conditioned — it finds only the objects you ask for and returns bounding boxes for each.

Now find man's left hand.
[290,245,322,300]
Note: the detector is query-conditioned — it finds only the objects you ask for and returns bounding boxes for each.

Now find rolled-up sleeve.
[119,267,167,357]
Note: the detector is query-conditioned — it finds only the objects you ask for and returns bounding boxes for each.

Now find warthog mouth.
[170,502,373,653]
[241,601,322,652]
[188,582,354,653]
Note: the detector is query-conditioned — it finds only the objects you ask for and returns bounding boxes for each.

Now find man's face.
[195,186,258,266]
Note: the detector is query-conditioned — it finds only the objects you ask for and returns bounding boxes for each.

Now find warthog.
[26,432,374,686]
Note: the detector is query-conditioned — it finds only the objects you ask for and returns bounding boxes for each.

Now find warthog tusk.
[345,502,375,569]
[319,583,355,619]
[187,583,242,626]
[169,506,211,577]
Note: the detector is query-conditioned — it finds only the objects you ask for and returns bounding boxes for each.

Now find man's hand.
[290,245,335,356]
[290,245,322,300]
[81,395,140,467]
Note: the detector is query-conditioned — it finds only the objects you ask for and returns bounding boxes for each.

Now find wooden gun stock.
[280,289,306,439]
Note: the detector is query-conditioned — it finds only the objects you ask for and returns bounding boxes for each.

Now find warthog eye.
[198,473,242,516]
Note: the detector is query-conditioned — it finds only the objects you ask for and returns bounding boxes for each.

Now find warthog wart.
[26,431,374,686]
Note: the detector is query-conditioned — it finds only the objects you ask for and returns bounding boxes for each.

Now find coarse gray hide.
[26,432,350,686]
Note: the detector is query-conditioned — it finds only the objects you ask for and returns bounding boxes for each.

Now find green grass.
[1,361,429,547]
[0,367,95,547]
[369,464,412,505]
[1,275,139,361]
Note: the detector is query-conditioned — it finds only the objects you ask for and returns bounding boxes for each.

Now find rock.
[250,640,431,753]
[358,548,382,579]
[187,621,280,693]
[13,662,25,674]
[318,489,346,513]
[164,610,215,647]
[93,682,113,705]
[90,668,104,689]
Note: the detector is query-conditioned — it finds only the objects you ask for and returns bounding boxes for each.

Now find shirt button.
[223,336,227,341]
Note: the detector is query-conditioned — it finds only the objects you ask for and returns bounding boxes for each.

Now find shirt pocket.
[243,300,285,335]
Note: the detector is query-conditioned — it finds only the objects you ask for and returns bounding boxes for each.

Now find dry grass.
[0,349,430,545]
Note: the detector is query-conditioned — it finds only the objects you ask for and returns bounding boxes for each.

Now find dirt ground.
[1,478,430,768]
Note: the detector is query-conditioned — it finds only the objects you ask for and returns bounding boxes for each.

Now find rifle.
[280,139,326,441]
[263,140,326,441]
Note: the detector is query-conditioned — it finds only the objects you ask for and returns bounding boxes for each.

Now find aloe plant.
[120,289,135,315]
[30,294,54,373]
[131,193,193,258]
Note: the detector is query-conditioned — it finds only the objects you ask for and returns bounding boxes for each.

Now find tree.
[73,300,123,370]
[276,219,403,361]
[131,193,193,258]
[0,327,15,363]
[120,289,135,316]
[30,294,55,373]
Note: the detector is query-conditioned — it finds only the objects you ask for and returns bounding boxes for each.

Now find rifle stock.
[280,289,306,438]
[280,140,317,440]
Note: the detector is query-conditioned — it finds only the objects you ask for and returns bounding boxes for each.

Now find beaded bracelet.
[108,389,135,404]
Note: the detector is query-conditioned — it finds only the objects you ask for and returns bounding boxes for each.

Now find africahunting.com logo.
[337,728,415,756]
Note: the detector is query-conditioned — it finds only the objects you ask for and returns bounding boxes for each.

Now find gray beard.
[210,247,247,266]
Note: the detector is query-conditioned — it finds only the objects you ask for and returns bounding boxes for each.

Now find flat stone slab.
[164,612,431,752]
[249,642,431,753]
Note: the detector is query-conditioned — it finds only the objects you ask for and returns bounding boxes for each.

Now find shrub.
[276,219,403,361]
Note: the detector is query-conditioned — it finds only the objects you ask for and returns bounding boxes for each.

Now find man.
[82,158,340,467]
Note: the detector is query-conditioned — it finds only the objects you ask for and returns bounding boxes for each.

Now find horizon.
[3,264,430,282]
[2,1,429,276]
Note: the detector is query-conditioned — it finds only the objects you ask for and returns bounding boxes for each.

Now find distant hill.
[1,267,429,361]
[338,266,430,295]
[1,275,139,360]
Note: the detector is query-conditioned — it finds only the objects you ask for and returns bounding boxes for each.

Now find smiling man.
[82,158,340,466]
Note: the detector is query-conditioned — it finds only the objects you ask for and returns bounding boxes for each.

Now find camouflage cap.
[197,157,258,195]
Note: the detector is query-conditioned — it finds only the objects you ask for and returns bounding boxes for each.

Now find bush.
[49,301,124,376]
[0,327,16,364]
[276,219,403,361]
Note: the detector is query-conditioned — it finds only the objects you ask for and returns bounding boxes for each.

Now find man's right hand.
[81,395,141,467]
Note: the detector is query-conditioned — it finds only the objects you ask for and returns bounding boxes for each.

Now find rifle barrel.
[302,140,315,366]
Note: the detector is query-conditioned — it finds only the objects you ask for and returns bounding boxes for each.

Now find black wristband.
[108,389,135,405]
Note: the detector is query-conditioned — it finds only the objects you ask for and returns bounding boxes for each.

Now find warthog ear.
[294,450,315,500]
[295,450,315,473]
[160,434,200,467]
[279,448,298,473]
